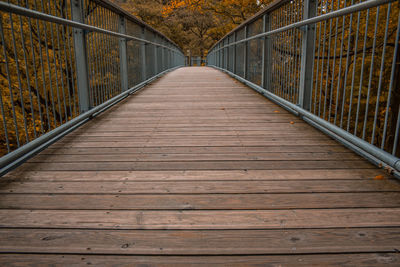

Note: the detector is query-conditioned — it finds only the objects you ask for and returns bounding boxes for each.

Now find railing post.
[140,26,147,81]
[71,0,90,112]
[118,15,128,91]
[244,25,248,79]
[161,43,165,72]
[233,32,237,73]
[299,0,317,110]
[154,32,158,74]
[262,14,271,90]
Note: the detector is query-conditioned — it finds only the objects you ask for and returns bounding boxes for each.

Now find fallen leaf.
[374,175,385,180]
[274,110,280,113]
[221,107,225,110]
[290,121,295,124]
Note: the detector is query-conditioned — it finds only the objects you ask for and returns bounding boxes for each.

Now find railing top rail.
[208,0,395,53]
[0,0,183,53]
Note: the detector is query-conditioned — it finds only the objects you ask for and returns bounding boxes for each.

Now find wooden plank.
[15,160,374,171]
[49,140,340,148]
[0,208,399,229]
[0,253,398,266]
[0,228,399,255]
[28,152,361,163]
[1,180,399,194]
[39,145,351,155]
[58,136,332,143]
[1,193,399,210]
[4,169,386,182]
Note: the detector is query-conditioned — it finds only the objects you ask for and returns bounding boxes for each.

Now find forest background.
[110,0,275,58]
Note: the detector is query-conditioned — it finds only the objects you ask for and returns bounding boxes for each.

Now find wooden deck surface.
[1,67,400,266]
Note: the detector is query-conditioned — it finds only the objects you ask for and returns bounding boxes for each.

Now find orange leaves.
[162,0,204,16]
[373,175,385,180]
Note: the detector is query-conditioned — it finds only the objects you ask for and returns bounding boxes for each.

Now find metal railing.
[207,0,400,177]
[0,0,185,174]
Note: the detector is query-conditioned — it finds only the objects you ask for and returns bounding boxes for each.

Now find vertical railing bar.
[233,31,237,74]
[292,1,297,102]
[334,0,349,125]
[294,0,302,103]
[284,5,289,100]
[292,2,297,102]
[328,0,341,122]
[108,9,117,97]
[346,9,361,132]
[382,8,400,150]
[17,0,37,138]
[50,1,68,124]
[9,11,29,144]
[113,13,120,94]
[40,0,59,126]
[244,25,248,80]
[154,32,158,76]
[101,7,111,100]
[322,1,333,120]
[271,13,277,95]
[140,26,146,82]
[47,1,63,125]
[279,8,283,98]
[298,0,316,110]
[317,6,328,117]
[83,1,94,107]
[90,5,102,104]
[52,0,68,123]
[0,19,12,151]
[371,4,391,146]
[87,4,98,106]
[339,0,355,129]
[58,1,73,121]
[33,0,51,130]
[313,18,322,114]
[354,9,370,135]
[289,3,295,101]
[102,6,111,101]
[24,0,44,134]
[109,10,118,96]
[261,14,267,89]
[276,8,281,97]
[361,6,380,140]
[118,15,128,92]
[71,0,90,113]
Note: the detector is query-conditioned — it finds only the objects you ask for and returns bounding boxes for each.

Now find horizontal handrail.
[210,0,394,52]
[0,1,181,52]
[207,0,400,177]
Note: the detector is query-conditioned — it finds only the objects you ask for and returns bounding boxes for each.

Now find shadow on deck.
[1,67,400,265]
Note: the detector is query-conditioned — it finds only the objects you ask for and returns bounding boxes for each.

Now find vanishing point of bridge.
[1,0,400,265]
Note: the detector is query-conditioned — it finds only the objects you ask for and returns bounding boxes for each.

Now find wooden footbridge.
[1,0,400,265]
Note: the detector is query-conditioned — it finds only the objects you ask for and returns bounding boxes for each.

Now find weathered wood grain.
[2,67,399,264]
